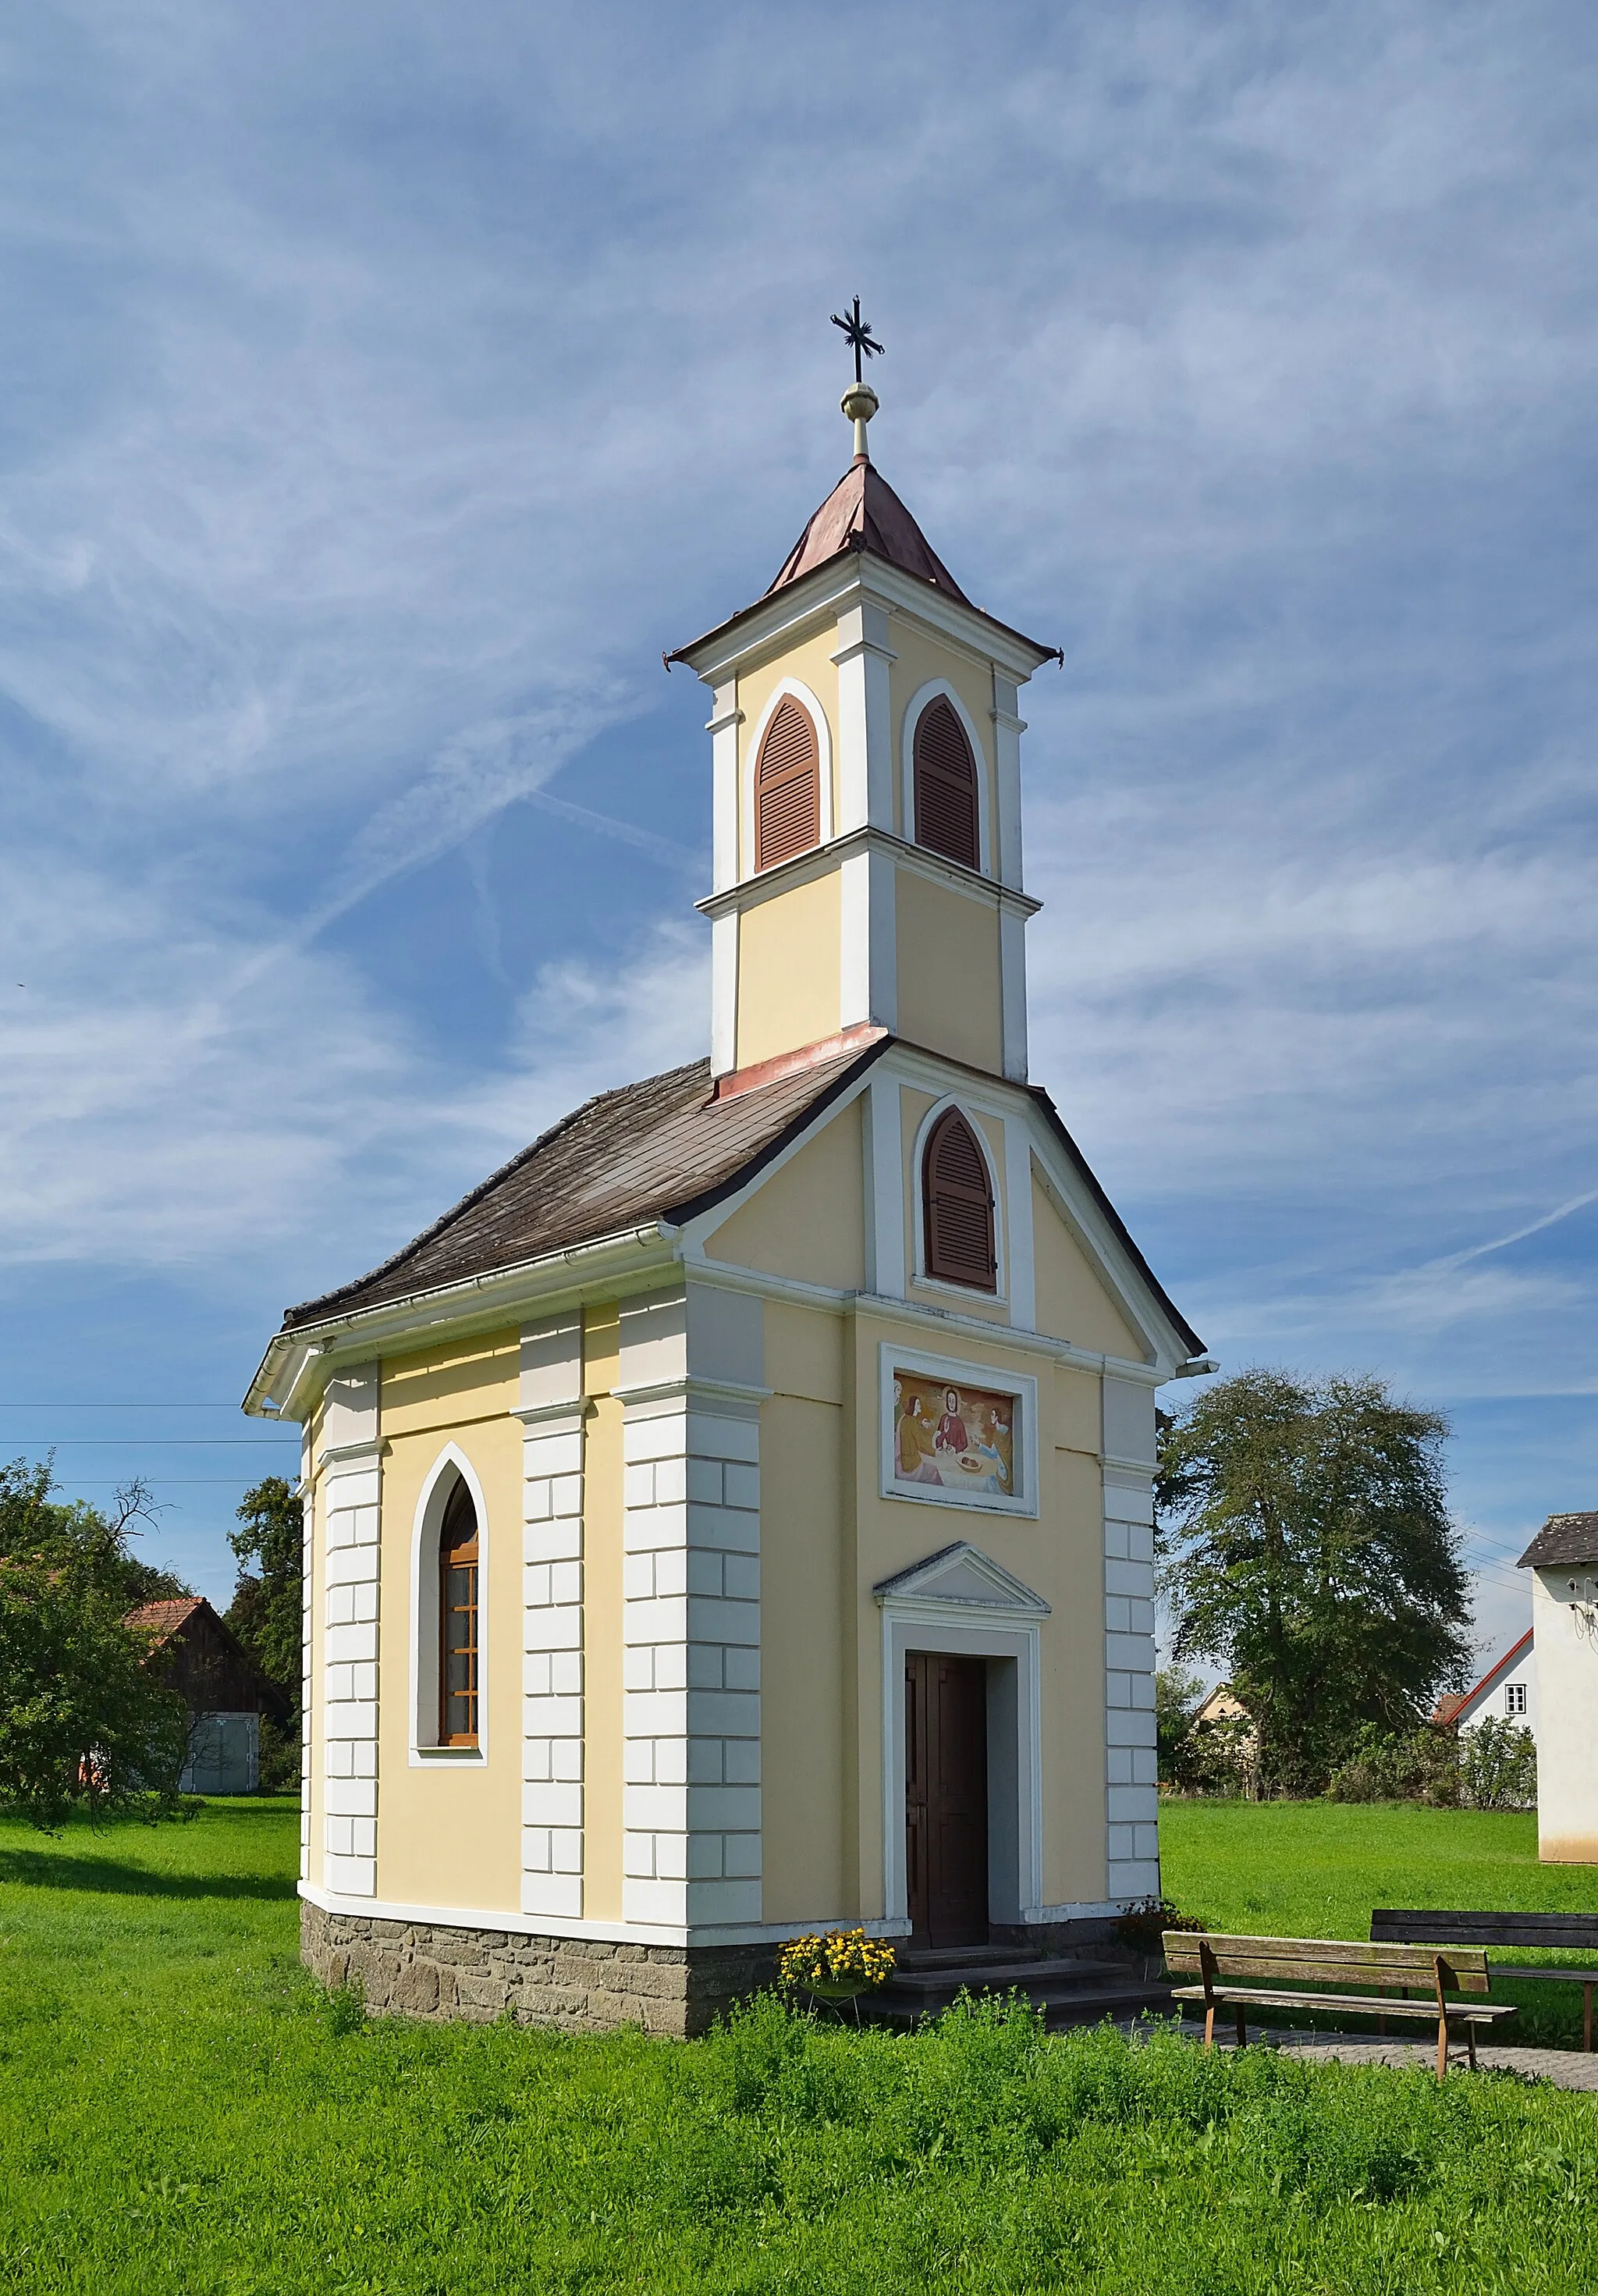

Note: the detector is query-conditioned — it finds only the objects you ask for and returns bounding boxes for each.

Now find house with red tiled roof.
[126,1596,289,1795]
[1431,1629,1536,1740]
[244,361,1211,2033]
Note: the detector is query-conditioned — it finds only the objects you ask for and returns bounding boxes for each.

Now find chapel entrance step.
[865,1949,1174,2031]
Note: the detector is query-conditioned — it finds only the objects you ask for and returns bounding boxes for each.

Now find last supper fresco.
[891,1370,1016,1498]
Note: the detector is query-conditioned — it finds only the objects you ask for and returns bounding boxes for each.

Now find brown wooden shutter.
[755,697,820,872]
[913,698,979,870]
[922,1108,996,1289]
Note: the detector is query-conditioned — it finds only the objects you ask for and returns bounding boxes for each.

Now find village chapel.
[246,359,1211,2033]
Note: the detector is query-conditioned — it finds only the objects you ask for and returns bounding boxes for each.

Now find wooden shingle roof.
[1518,1512,1598,1569]
[281,1039,887,1331]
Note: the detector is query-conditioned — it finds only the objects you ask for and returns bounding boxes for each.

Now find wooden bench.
[1372,1910,1598,2053]
[1163,1932,1517,2080]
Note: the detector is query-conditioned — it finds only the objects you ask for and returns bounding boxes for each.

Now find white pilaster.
[620,1388,762,1928]
[1000,905,1029,1082]
[616,1284,764,1929]
[991,674,1026,891]
[299,1427,312,1884]
[1102,1373,1159,1901]
[838,844,897,1034]
[519,1314,586,1919]
[319,1361,382,1898]
[708,681,741,894]
[710,912,738,1079]
[832,600,896,834]
[1004,1128,1036,1332]
[863,1068,906,1297]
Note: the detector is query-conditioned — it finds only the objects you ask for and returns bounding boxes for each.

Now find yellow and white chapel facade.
[245,373,1210,2033]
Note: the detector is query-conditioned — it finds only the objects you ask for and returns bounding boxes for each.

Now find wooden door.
[905,1651,989,1948]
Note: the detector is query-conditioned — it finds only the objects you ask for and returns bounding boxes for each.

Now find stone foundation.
[300,1899,778,2037]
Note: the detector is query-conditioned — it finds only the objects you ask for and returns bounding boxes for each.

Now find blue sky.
[2,2,1596,1663]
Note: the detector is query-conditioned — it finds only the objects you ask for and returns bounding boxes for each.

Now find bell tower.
[669,314,1058,1087]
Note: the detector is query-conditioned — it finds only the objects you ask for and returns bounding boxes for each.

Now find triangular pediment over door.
[872,1541,1050,1617]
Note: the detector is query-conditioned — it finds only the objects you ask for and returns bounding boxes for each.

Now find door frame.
[876,1560,1047,1932]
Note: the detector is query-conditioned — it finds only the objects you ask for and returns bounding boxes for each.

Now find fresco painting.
[892,1370,1015,1498]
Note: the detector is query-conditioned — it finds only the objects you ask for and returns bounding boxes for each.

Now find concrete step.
[887,1954,1130,1995]
[865,1950,1175,2031]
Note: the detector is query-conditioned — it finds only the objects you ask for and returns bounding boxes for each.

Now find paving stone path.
[1170,2018,1598,2092]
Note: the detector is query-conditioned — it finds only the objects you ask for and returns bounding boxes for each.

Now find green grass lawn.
[1161,1799,1598,2047]
[2,1800,1597,2294]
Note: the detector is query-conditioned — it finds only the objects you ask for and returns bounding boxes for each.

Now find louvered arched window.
[438,1478,480,1746]
[754,696,820,872]
[922,1107,996,1290]
[913,698,980,872]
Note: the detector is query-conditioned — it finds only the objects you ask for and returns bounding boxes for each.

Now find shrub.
[1460,1716,1537,1810]
[1326,1725,1460,1806]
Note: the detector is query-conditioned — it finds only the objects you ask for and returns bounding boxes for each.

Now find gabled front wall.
[299,1053,1167,1955]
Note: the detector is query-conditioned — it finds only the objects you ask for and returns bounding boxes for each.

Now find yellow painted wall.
[893,869,1003,1074]
[889,621,996,854]
[737,625,841,874]
[583,1306,626,1921]
[844,1311,1110,1921]
[703,1095,865,1290]
[735,870,842,1068]
[1031,1168,1151,1363]
[375,1327,524,1914]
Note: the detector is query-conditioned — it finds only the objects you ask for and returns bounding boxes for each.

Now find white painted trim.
[710,911,737,1078]
[838,842,897,1032]
[880,1342,1039,1519]
[694,823,1039,924]
[875,1601,1045,1929]
[408,1444,490,1765]
[999,904,1029,1083]
[299,1877,907,1950]
[990,671,1025,892]
[863,1068,906,1297]
[708,680,742,896]
[901,677,993,876]
[740,677,833,882]
[676,547,1056,688]
[1003,1113,1035,1331]
[907,1091,1007,1306]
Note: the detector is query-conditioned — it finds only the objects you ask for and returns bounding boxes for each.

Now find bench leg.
[1204,2003,1215,2051]
[1234,2005,1248,2049]
[1586,1984,1593,2055]
[1465,2021,1476,2072]
[1436,2017,1449,2083]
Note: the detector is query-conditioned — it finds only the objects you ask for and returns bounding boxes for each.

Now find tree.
[0,1455,191,1609]
[0,1557,190,1828]
[0,1455,195,1827]
[226,1477,302,1693]
[1155,1666,1206,1785]
[227,1477,304,1791]
[1156,1370,1472,1795]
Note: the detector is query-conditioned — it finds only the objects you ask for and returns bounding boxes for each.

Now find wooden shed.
[126,1596,290,1795]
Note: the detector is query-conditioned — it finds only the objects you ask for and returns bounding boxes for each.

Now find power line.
[2,1438,297,1448]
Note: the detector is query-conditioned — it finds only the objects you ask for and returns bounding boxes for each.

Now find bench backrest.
[1372,1909,1598,1953]
[1163,1932,1492,1996]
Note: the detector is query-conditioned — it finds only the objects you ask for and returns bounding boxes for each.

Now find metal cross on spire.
[830,296,884,386]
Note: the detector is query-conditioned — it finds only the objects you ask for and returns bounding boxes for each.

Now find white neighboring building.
[1434,1629,1536,1742]
[1518,1512,1598,1864]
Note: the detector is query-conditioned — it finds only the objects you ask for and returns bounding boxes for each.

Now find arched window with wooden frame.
[922,1107,996,1291]
[912,697,980,872]
[754,695,821,872]
[438,1477,480,1747]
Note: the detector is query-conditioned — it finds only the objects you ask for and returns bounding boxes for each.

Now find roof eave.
[243,1220,680,1422]
[668,544,1060,681]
